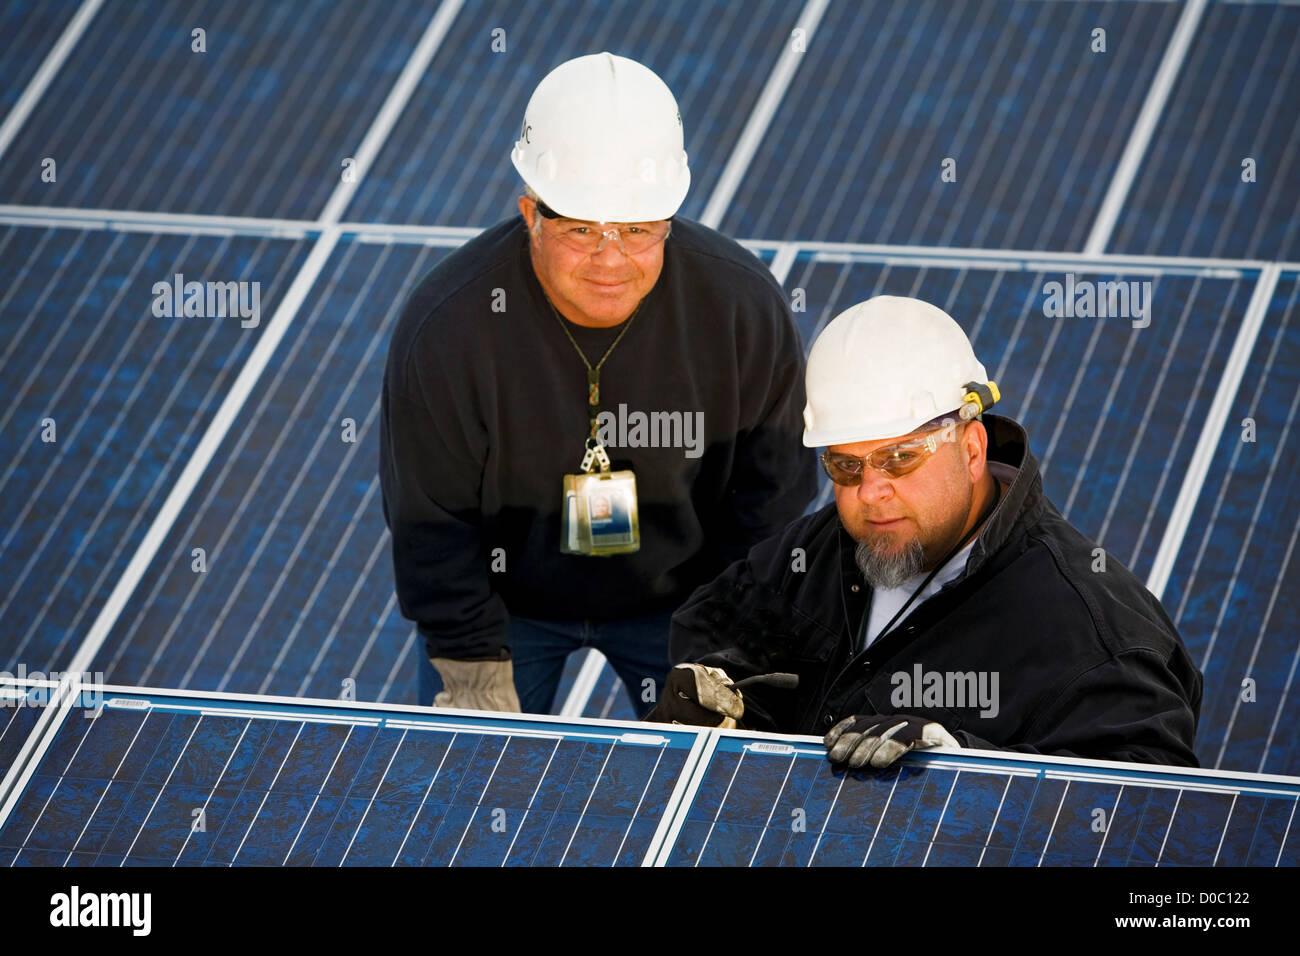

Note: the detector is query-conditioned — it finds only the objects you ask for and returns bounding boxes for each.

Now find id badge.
[560,470,640,555]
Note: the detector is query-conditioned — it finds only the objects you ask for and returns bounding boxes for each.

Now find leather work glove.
[646,663,745,728]
[824,714,960,769]
[430,656,521,713]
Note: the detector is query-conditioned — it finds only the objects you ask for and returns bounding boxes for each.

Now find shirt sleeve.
[715,292,819,564]
[378,321,509,661]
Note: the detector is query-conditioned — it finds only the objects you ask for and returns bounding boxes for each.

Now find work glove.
[646,663,744,728]
[824,714,960,769]
[430,656,521,713]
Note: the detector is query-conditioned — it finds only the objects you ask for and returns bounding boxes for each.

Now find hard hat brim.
[802,413,959,449]
[513,150,690,223]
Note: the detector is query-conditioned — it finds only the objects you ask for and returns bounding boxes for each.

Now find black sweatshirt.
[379,216,819,660]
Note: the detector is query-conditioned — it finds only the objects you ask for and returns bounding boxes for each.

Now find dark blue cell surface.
[0,688,42,779]
[0,0,437,218]
[665,741,1300,867]
[88,239,448,704]
[1163,272,1300,777]
[0,227,311,677]
[1112,3,1300,259]
[0,691,694,866]
[0,0,81,115]
[721,0,1180,249]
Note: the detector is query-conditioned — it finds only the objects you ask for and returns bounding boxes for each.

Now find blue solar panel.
[1163,270,1300,778]
[0,683,45,781]
[1112,2,1300,260]
[0,225,313,677]
[6,684,1298,867]
[550,650,640,723]
[662,732,1300,867]
[86,238,449,704]
[720,0,1181,250]
[1,679,104,830]
[0,0,437,218]
[578,664,639,723]
[0,687,700,867]
[0,0,81,117]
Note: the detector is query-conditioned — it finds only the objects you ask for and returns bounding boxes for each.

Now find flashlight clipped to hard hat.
[958,380,1000,421]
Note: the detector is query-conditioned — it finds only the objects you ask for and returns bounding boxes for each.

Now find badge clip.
[561,439,640,556]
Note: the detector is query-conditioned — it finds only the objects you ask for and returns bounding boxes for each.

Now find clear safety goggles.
[535,199,672,256]
[820,420,966,484]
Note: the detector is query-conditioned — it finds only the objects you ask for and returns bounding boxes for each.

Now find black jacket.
[379,216,818,659]
[671,415,1203,766]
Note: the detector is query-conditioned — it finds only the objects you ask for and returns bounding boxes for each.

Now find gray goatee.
[855,537,926,590]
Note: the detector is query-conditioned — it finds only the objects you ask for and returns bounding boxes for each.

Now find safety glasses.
[820,423,964,484]
[534,199,671,256]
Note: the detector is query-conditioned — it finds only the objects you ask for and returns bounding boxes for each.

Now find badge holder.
[561,439,640,556]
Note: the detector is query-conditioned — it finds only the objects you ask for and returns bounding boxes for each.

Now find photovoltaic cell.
[550,651,640,723]
[0,0,81,115]
[87,239,449,704]
[1111,2,1300,260]
[0,0,438,219]
[0,688,698,867]
[665,735,1300,867]
[6,685,1300,867]
[0,226,312,676]
[720,0,1181,249]
[1163,271,1300,778]
[0,684,44,780]
[579,665,639,723]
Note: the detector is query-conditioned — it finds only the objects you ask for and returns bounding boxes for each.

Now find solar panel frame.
[0,678,100,833]
[660,725,1300,867]
[0,681,707,868]
[6,681,1300,867]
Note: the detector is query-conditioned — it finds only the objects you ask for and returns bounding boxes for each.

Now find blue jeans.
[416,608,674,717]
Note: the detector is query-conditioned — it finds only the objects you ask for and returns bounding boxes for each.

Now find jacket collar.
[966,414,1043,574]
[836,413,1044,585]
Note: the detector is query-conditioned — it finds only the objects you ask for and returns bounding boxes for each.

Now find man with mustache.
[379,53,816,714]
[651,295,1201,769]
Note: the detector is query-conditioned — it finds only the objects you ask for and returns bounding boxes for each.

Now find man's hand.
[646,663,744,728]
[430,656,521,712]
[824,714,960,768]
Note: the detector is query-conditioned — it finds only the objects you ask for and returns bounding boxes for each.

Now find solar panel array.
[665,733,1300,867]
[0,681,701,866]
[2,681,1296,867]
[1,0,1299,866]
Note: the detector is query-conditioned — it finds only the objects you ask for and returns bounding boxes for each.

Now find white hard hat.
[510,52,690,223]
[802,296,998,447]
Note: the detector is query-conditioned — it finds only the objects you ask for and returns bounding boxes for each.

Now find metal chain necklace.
[546,297,643,439]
